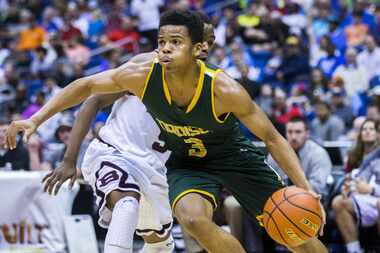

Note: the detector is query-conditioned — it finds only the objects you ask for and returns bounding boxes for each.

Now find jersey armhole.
[140,61,156,100]
[211,69,231,124]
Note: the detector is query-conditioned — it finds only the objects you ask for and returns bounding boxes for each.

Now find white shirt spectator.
[357,47,380,79]
[131,0,163,31]
[334,64,369,97]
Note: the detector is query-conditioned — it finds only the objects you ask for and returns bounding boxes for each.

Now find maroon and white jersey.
[98,95,171,169]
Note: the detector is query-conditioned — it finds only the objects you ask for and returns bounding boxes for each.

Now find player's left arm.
[214,72,312,191]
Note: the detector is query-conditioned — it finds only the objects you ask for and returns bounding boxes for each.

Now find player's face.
[286,122,309,151]
[198,23,215,61]
[157,25,202,72]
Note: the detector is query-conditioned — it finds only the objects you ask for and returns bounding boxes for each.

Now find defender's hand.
[5,119,37,149]
[42,159,77,195]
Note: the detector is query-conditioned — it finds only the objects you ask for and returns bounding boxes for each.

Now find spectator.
[21,91,45,120]
[208,46,229,70]
[344,10,370,47]
[311,101,345,141]
[346,119,379,172]
[237,2,264,45]
[271,87,303,136]
[276,36,310,87]
[0,41,10,66]
[106,15,140,53]
[357,35,380,80]
[334,47,369,98]
[64,37,91,66]
[316,36,343,79]
[0,117,30,170]
[366,102,380,122]
[131,0,163,48]
[281,2,307,36]
[17,11,47,51]
[42,115,73,170]
[332,120,380,253]
[368,85,380,108]
[310,68,329,102]
[59,15,83,42]
[310,1,332,40]
[30,47,53,75]
[226,52,259,89]
[50,44,75,87]
[330,87,354,129]
[256,84,273,116]
[345,116,366,142]
[267,117,332,195]
[87,9,106,40]
[286,83,312,117]
[41,6,63,34]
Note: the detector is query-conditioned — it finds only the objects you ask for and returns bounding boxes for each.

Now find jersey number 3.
[184,138,207,158]
[152,133,207,158]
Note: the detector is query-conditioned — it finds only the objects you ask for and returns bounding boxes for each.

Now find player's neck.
[165,61,199,89]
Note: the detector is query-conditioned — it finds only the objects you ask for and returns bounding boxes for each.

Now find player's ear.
[192,42,202,58]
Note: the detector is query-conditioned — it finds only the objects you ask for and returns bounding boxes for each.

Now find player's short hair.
[287,116,309,130]
[159,10,203,44]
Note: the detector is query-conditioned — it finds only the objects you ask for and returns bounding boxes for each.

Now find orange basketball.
[262,186,322,248]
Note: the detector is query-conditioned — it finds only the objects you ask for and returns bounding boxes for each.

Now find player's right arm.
[42,92,125,195]
[5,52,156,150]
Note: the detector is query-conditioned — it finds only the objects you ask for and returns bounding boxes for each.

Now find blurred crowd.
[2,0,380,252]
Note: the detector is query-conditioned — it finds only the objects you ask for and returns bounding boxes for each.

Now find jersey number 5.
[184,138,207,158]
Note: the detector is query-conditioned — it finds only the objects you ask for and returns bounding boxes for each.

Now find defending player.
[6,10,327,253]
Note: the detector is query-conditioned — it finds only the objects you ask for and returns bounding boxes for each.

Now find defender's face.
[158,25,200,72]
[199,23,215,61]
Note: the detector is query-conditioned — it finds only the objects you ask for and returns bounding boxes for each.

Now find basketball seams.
[263,210,272,229]
[286,197,323,223]
[273,191,311,208]
[266,210,290,246]
[270,196,314,238]
[283,188,322,221]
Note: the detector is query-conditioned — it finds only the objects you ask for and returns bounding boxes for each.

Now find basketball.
[262,186,323,248]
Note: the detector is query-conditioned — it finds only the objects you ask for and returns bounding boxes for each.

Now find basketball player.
[39,13,216,253]
[6,10,327,253]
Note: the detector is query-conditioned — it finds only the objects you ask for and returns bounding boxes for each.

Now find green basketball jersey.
[141,60,261,161]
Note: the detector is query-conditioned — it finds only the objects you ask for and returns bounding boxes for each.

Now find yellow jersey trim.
[205,66,216,77]
[162,66,172,105]
[211,70,231,123]
[256,214,264,227]
[185,60,206,114]
[140,61,156,100]
[172,189,218,212]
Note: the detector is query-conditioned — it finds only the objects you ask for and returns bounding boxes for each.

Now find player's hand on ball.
[308,190,326,236]
[5,119,37,149]
[42,158,77,195]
